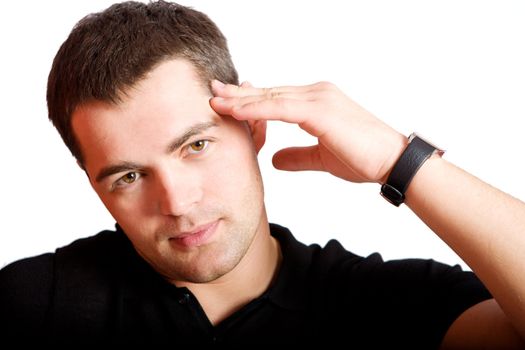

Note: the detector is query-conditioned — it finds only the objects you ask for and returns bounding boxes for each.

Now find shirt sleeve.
[318,240,493,348]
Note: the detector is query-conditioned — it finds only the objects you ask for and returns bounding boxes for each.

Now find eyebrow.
[95,161,143,183]
[165,121,218,154]
[95,121,218,183]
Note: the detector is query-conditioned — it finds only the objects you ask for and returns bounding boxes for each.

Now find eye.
[187,140,209,154]
[115,172,141,187]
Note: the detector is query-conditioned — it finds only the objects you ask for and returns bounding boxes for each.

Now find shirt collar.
[266,223,313,311]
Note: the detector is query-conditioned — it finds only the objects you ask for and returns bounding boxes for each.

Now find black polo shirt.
[0,223,491,347]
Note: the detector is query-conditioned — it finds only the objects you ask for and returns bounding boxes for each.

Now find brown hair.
[47,0,239,165]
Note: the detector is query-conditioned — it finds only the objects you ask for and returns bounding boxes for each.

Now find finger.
[272,145,325,172]
[216,97,316,127]
[211,91,310,111]
[211,79,318,98]
[229,99,317,129]
[211,80,256,98]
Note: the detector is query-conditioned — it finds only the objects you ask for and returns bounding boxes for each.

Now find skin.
[72,59,279,324]
[70,56,524,345]
[210,80,525,347]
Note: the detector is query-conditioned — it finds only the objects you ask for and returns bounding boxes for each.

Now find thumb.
[272,145,324,172]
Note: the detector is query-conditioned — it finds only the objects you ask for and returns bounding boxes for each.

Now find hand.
[210,80,407,184]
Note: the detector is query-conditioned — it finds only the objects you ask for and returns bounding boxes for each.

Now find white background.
[1,0,524,270]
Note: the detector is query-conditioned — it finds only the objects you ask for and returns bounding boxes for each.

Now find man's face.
[72,59,266,283]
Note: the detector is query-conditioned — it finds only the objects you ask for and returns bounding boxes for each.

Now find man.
[1,1,524,347]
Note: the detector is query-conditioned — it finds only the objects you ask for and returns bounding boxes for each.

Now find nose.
[156,168,203,217]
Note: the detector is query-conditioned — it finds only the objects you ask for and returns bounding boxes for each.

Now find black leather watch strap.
[380,134,442,206]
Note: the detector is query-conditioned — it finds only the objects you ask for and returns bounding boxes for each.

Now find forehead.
[119,58,210,113]
[71,59,217,166]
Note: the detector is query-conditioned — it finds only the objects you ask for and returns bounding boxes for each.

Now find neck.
[177,215,281,325]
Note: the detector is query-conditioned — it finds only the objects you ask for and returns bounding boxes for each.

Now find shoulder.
[54,228,127,264]
[0,252,55,337]
[0,229,125,333]
[292,230,483,292]
[314,241,492,346]
[271,222,486,287]
[0,252,55,300]
[0,229,124,278]
[271,222,385,278]
[312,238,490,303]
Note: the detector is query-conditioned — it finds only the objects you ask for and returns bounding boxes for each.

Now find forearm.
[405,155,525,336]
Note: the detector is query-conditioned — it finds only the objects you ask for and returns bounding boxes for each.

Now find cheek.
[95,187,149,232]
[210,142,263,202]
[106,196,154,246]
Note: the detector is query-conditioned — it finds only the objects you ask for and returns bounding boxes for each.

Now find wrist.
[380,133,444,206]
[379,133,409,185]
[404,154,445,205]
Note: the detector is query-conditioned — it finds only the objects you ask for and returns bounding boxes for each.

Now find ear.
[247,119,267,154]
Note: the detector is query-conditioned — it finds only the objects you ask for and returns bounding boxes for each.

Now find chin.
[172,245,246,284]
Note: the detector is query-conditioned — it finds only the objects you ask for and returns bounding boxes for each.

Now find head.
[47,0,239,166]
[47,1,268,284]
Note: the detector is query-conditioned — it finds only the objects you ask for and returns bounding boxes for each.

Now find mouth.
[169,220,220,248]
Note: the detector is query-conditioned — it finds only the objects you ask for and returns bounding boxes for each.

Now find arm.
[406,154,525,347]
[210,80,525,346]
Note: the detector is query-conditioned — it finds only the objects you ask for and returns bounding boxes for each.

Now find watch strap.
[380,135,438,206]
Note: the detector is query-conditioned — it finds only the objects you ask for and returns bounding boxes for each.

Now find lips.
[169,220,220,248]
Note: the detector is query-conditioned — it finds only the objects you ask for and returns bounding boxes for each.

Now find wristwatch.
[380,133,444,206]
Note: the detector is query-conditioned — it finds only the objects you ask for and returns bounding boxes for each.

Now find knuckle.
[315,81,337,91]
[314,81,342,102]
[263,87,280,99]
